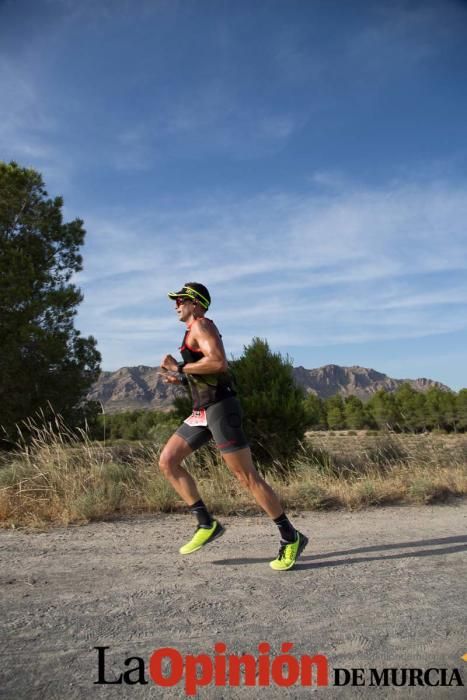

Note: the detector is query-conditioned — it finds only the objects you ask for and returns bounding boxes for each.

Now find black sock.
[273,513,297,543]
[189,499,213,528]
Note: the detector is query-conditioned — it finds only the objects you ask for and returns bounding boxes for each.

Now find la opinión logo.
[94,644,465,695]
[94,643,328,694]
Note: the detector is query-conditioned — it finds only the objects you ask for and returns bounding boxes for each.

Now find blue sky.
[2,0,467,389]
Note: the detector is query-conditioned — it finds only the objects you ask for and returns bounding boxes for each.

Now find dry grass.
[0,421,466,529]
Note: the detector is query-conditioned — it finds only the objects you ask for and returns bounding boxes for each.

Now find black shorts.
[176,396,249,454]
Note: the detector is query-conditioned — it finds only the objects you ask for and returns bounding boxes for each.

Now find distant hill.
[87,364,451,414]
[293,364,450,400]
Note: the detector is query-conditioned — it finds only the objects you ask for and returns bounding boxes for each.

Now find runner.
[159,282,308,571]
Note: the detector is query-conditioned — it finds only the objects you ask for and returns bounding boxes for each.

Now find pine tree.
[0,161,101,441]
[366,390,401,430]
[230,337,308,465]
[303,392,327,429]
[325,395,346,430]
[344,395,366,430]
[456,389,467,431]
[395,383,427,432]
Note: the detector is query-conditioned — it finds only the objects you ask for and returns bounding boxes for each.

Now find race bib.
[184,409,208,427]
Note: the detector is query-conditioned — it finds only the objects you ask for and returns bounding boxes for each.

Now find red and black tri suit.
[179,318,236,410]
[175,318,248,454]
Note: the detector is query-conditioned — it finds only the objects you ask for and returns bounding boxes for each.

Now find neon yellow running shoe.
[269,531,308,571]
[179,520,225,555]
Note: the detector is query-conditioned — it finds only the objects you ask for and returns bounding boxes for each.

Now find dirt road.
[1,503,466,699]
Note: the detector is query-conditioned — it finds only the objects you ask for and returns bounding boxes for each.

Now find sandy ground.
[1,503,466,699]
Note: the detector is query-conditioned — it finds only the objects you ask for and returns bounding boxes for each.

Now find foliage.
[0,161,101,441]
[394,383,427,432]
[457,390,467,431]
[303,392,327,429]
[325,395,346,430]
[90,409,180,444]
[230,337,308,464]
[91,384,467,444]
[301,382,467,433]
[344,395,366,430]
[366,390,401,429]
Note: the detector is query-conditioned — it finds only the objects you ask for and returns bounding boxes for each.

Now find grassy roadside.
[0,425,466,529]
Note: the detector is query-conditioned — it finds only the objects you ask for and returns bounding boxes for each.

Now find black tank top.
[179,319,236,410]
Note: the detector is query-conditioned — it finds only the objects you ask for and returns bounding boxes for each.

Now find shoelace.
[276,543,290,561]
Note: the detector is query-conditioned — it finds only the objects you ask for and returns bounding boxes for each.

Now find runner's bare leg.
[221,447,283,519]
[159,433,200,505]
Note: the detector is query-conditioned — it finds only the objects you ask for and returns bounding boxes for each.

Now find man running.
[159,282,307,571]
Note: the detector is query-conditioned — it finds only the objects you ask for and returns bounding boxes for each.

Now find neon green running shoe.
[179,520,225,555]
[269,531,308,571]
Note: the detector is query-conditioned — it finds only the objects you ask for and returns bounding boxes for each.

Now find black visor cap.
[167,282,211,309]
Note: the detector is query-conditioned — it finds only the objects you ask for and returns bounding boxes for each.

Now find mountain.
[292,364,450,401]
[87,364,451,413]
[87,366,177,413]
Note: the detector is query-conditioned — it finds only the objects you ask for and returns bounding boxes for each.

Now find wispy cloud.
[74,177,467,369]
[79,179,467,287]
[0,52,74,192]
[0,57,48,152]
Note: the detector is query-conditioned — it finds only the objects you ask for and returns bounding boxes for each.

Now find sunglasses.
[175,296,195,307]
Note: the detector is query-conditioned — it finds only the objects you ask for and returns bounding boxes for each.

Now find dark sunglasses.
[175,296,195,307]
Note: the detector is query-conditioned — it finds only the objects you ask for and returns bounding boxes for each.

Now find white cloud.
[73,177,467,368]
[78,180,467,289]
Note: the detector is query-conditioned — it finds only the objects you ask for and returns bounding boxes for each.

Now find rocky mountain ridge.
[87,364,451,413]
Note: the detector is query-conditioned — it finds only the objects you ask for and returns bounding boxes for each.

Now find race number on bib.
[184,409,208,427]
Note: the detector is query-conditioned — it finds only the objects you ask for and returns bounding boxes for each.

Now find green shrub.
[230,338,308,466]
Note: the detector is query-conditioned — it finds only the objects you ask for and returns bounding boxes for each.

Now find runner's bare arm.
[183,320,228,375]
